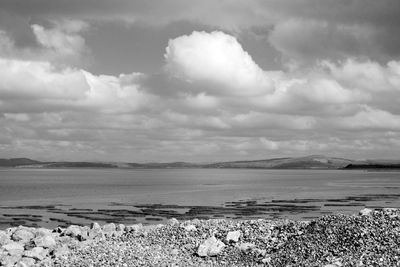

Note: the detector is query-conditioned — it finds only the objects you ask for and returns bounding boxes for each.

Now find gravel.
[1,208,399,266]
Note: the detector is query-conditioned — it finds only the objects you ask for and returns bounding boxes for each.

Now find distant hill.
[205,155,357,169]
[0,155,399,170]
[0,158,42,167]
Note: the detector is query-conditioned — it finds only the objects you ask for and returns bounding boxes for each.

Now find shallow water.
[0,168,399,229]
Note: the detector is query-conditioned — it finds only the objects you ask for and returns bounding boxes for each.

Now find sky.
[1,0,400,162]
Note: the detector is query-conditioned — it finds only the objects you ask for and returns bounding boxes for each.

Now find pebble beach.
[1,208,399,267]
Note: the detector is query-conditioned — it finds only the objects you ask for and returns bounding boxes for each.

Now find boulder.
[359,208,373,216]
[11,229,34,243]
[102,223,116,236]
[1,255,21,267]
[2,241,24,256]
[126,224,143,233]
[197,236,225,257]
[51,244,70,258]
[64,225,82,238]
[237,242,256,252]
[33,234,56,248]
[226,230,241,243]
[15,257,36,267]
[0,231,11,246]
[167,218,179,226]
[24,247,48,261]
[182,225,197,232]
[88,222,103,239]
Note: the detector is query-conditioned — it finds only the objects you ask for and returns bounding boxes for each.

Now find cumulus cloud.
[165,31,273,96]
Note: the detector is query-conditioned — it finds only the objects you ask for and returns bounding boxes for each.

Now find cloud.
[165,31,273,96]
[1,28,400,161]
[0,20,89,68]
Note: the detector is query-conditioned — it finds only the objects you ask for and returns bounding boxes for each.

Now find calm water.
[0,168,399,229]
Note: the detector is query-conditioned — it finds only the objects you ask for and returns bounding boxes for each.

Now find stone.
[359,208,373,216]
[1,255,21,267]
[24,246,48,261]
[64,225,82,238]
[167,218,179,226]
[126,224,143,233]
[197,236,225,257]
[88,222,103,239]
[0,231,11,246]
[51,244,70,258]
[182,225,197,232]
[102,223,116,235]
[2,241,25,256]
[237,242,256,252]
[12,229,34,243]
[16,257,36,267]
[261,257,272,264]
[33,234,56,248]
[226,230,241,243]
[116,224,125,232]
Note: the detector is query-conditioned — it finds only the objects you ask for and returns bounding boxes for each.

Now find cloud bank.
[1,1,400,161]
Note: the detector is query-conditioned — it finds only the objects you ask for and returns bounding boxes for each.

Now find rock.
[88,222,103,239]
[102,223,116,236]
[197,236,225,257]
[33,234,56,248]
[359,208,373,216]
[1,255,21,267]
[51,244,70,258]
[126,224,143,233]
[116,224,125,232]
[12,229,34,243]
[15,257,36,267]
[167,218,179,226]
[2,241,25,256]
[261,257,272,264]
[0,231,11,246]
[64,225,82,238]
[171,248,179,256]
[237,242,256,252]
[226,230,241,243]
[182,225,197,232]
[24,246,48,261]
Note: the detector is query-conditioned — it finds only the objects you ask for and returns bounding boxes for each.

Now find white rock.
[0,231,11,246]
[197,236,225,257]
[2,242,24,256]
[12,229,34,243]
[52,244,70,258]
[64,225,82,238]
[15,257,36,267]
[126,224,143,233]
[226,230,241,243]
[1,254,21,267]
[24,247,48,261]
[359,208,373,216]
[33,234,56,248]
[182,225,197,232]
[102,223,116,234]
[236,242,256,252]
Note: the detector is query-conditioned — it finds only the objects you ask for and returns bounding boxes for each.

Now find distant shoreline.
[2,155,400,170]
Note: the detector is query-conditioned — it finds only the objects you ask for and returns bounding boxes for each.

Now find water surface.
[0,168,399,229]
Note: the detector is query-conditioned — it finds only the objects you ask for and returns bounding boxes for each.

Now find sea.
[0,168,399,229]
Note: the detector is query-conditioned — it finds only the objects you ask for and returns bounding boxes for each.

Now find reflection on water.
[0,168,399,229]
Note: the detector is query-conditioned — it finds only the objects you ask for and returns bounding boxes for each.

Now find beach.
[1,208,399,266]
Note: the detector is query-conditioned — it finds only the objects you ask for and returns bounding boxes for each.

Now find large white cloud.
[165,31,274,96]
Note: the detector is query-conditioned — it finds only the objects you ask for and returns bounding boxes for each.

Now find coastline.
[1,208,399,266]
